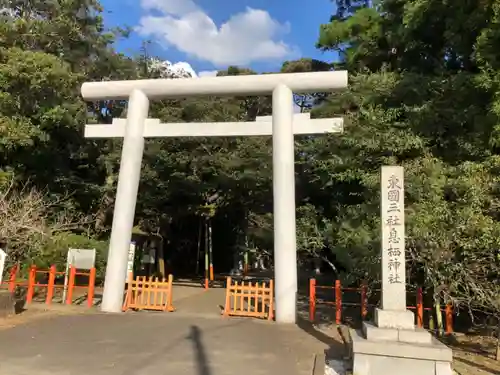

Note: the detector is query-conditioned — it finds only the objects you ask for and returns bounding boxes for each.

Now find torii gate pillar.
[81,71,348,323]
[101,89,149,314]
[272,84,297,322]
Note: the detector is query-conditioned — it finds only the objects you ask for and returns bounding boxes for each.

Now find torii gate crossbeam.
[81,71,348,323]
[85,114,343,138]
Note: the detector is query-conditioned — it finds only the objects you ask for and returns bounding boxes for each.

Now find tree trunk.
[157,236,165,277]
[496,321,500,361]
[95,173,115,232]
[429,313,435,332]
[244,235,249,275]
[195,219,202,275]
[435,296,444,337]
[208,218,213,281]
[204,219,209,282]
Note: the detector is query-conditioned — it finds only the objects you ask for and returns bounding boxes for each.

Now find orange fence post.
[209,264,214,281]
[87,268,96,308]
[361,281,368,319]
[26,265,36,304]
[66,266,76,305]
[45,265,56,305]
[204,277,209,290]
[417,287,424,328]
[335,280,342,325]
[167,274,174,311]
[223,276,232,316]
[445,304,453,335]
[223,276,273,320]
[8,265,17,293]
[309,278,316,322]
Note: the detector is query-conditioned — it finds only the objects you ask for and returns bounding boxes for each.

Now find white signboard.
[68,248,96,270]
[63,248,96,302]
[0,249,6,285]
[126,242,136,282]
[380,166,406,311]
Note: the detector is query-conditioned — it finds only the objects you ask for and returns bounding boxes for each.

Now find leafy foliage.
[315,0,500,316]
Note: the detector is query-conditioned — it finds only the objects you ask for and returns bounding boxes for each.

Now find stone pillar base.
[374,308,415,330]
[350,328,453,375]
[363,321,433,344]
[0,290,15,318]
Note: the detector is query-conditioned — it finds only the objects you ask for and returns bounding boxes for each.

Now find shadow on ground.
[296,315,347,359]
[188,326,212,375]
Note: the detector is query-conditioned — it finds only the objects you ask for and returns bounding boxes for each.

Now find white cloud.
[198,70,218,77]
[136,0,298,66]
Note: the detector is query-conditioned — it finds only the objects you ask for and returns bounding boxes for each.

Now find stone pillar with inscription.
[375,166,414,329]
[350,166,453,375]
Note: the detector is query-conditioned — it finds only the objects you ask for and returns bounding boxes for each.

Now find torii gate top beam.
[81,71,348,101]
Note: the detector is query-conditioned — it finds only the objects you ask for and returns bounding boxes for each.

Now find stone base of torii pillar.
[350,166,453,375]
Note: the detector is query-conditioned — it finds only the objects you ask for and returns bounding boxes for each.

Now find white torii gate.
[81,71,348,323]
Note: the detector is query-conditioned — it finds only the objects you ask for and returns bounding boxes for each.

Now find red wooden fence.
[2,265,96,307]
[309,278,453,334]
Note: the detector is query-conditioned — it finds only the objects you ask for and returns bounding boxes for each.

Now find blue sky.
[100,0,338,76]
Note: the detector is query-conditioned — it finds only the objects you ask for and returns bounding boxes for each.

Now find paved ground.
[0,286,345,375]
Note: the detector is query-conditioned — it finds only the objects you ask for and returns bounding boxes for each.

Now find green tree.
[312,0,500,319]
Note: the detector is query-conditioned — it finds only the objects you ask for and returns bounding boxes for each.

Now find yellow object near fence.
[122,274,175,312]
[223,276,274,320]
